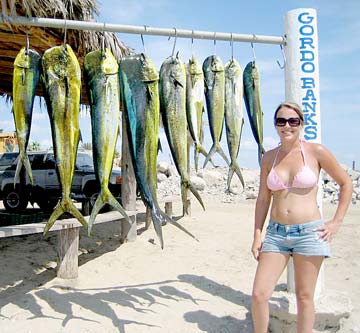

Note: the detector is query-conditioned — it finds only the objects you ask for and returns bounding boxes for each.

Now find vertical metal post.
[284,8,324,298]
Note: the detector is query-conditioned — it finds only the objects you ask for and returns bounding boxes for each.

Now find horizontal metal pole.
[0,15,286,45]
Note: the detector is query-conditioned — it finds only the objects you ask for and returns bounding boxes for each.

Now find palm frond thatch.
[0,0,133,105]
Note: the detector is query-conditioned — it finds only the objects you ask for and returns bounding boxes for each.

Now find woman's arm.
[316,144,353,241]
[252,152,272,260]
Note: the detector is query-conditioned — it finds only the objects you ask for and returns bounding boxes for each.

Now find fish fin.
[227,162,245,192]
[43,197,88,235]
[203,144,216,168]
[15,152,33,186]
[88,189,132,236]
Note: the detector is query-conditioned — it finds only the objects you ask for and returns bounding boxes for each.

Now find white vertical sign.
[284,8,324,297]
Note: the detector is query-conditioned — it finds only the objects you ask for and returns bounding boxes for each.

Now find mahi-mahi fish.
[202,55,230,168]
[84,48,131,235]
[160,54,205,215]
[224,58,245,191]
[120,53,196,248]
[12,47,41,185]
[41,44,87,234]
[243,61,265,166]
[185,56,211,172]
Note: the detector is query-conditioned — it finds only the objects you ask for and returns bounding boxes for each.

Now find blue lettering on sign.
[298,11,318,141]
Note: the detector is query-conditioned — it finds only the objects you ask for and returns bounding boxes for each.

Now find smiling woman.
[251,101,353,333]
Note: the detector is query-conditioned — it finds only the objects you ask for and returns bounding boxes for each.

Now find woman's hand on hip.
[251,237,262,261]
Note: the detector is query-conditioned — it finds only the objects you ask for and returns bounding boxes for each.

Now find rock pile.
[156,161,360,205]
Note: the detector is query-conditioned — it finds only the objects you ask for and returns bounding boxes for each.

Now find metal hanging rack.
[0,14,286,45]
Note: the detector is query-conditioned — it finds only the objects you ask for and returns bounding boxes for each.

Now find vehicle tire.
[82,191,98,216]
[3,188,28,212]
[37,198,59,214]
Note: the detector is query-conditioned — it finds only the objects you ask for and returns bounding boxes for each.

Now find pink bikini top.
[267,140,318,191]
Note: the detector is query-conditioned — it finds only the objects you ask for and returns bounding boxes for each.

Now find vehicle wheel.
[3,188,28,212]
[82,191,99,216]
[37,198,59,214]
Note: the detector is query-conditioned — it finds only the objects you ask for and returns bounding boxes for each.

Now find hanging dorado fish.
[41,44,87,234]
[160,54,205,215]
[185,56,211,172]
[84,48,131,235]
[243,61,265,166]
[224,58,245,191]
[120,53,196,248]
[12,46,41,185]
[203,55,230,167]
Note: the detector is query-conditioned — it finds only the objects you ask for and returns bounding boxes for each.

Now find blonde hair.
[274,102,304,122]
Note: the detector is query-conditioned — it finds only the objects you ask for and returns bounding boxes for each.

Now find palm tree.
[28,141,41,151]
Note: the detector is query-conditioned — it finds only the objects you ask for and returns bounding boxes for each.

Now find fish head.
[210,55,224,73]
[14,47,40,70]
[140,53,159,82]
[189,56,203,76]
[225,58,242,79]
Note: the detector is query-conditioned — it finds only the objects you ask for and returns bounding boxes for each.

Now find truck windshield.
[76,153,94,168]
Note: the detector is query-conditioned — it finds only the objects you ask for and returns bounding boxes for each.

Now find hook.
[63,19,67,48]
[140,25,147,54]
[25,31,29,54]
[250,34,256,63]
[191,29,194,57]
[101,22,106,55]
[230,33,234,60]
[171,27,177,57]
[277,44,286,69]
[214,32,217,55]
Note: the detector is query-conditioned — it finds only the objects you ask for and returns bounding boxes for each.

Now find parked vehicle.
[0,151,122,215]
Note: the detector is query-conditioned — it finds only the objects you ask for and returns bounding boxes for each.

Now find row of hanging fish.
[12,43,265,247]
[12,44,197,248]
[188,54,265,192]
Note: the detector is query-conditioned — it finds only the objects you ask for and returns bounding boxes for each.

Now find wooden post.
[57,225,80,279]
[120,113,137,242]
[165,201,173,218]
[145,207,152,230]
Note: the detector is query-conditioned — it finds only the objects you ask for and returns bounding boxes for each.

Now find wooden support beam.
[57,225,80,279]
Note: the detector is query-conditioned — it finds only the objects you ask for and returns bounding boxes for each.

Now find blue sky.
[0,0,359,169]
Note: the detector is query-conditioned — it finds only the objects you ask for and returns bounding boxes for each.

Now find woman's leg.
[293,254,324,333]
[252,252,290,333]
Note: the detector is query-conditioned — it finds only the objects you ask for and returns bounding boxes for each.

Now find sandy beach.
[0,197,359,333]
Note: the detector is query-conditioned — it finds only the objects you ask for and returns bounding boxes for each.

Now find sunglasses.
[274,117,302,127]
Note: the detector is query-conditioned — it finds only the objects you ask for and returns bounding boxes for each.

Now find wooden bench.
[0,210,136,279]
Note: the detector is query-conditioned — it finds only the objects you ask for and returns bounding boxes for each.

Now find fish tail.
[181,179,205,213]
[88,189,132,236]
[258,144,266,166]
[43,197,88,235]
[15,152,33,186]
[149,204,165,249]
[162,207,199,243]
[227,161,245,191]
[217,145,230,166]
[203,144,216,168]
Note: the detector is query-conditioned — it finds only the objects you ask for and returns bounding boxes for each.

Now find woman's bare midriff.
[269,186,322,225]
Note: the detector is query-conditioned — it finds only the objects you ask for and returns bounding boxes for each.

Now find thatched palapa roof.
[0,0,133,105]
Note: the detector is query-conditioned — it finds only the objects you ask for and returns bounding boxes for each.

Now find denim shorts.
[261,219,331,257]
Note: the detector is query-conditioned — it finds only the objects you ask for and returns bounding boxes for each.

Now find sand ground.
[0,199,359,333]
